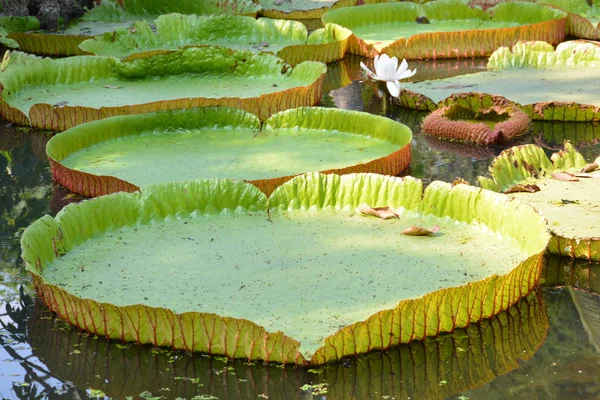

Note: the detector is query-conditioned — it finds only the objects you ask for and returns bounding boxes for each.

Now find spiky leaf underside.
[21,172,549,365]
[78,14,351,66]
[479,142,600,261]
[6,0,260,56]
[46,107,412,197]
[420,95,530,145]
[28,292,547,399]
[0,48,326,131]
[399,41,600,122]
[321,0,566,59]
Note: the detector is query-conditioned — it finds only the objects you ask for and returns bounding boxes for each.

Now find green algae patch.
[0,48,326,131]
[21,172,550,365]
[6,0,261,57]
[480,142,600,261]
[321,0,566,59]
[47,107,412,197]
[399,41,600,121]
[78,14,351,66]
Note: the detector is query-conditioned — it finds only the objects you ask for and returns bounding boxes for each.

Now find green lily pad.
[258,0,355,21]
[21,172,550,365]
[399,40,600,121]
[28,292,547,399]
[321,0,566,59]
[78,14,352,66]
[0,48,326,131]
[5,0,260,57]
[0,16,40,48]
[47,106,412,197]
[539,0,600,39]
[479,142,600,261]
[533,120,600,149]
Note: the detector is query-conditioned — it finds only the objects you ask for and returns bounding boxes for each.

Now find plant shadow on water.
[1,55,600,398]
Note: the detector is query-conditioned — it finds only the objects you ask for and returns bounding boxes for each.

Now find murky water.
[1,55,600,399]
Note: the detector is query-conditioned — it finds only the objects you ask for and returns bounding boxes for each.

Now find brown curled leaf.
[452,178,469,186]
[551,172,579,182]
[103,85,123,89]
[581,162,598,173]
[358,203,399,219]
[503,183,541,194]
[402,225,440,236]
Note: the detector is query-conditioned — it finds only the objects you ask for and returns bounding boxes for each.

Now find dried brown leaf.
[358,204,399,220]
[452,178,469,186]
[503,183,541,194]
[402,225,440,236]
[551,172,579,182]
[581,162,598,173]
[103,85,123,89]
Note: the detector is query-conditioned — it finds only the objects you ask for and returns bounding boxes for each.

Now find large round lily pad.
[4,0,261,56]
[321,0,566,59]
[46,107,412,197]
[21,172,550,365]
[479,142,600,261]
[0,48,326,131]
[399,40,600,122]
[78,14,352,66]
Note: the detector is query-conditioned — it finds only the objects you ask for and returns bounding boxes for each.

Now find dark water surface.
[1,56,600,399]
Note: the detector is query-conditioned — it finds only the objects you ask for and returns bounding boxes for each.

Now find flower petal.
[386,80,401,98]
[395,59,417,80]
[360,61,376,79]
[376,54,398,81]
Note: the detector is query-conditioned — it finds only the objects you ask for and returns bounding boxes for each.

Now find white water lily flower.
[360,54,417,98]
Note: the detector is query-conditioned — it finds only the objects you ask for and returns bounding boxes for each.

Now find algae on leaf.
[0,47,326,130]
[21,172,549,365]
[480,142,600,261]
[46,107,412,197]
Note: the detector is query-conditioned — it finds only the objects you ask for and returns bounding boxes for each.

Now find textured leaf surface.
[0,48,326,130]
[479,142,600,260]
[402,41,600,121]
[321,0,566,59]
[258,0,356,20]
[0,16,40,48]
[78,14,351,66]
[6,0,260,56]
[47,107,412,197]
[22,173,549,365]
[28,292,547,399]
[540,0,600,39]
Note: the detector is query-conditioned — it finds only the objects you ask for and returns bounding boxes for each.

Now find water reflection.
[27,292,547,400]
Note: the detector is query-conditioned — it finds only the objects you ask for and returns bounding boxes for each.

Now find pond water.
[1,55,600,399]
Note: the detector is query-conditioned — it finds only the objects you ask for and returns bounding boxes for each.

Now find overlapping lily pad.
[5,0,260,56]
[21,172,550,365]
[46,107,412,197]
[0,48,326,131]
[479,142,600,261]
[321,0,566,59]
[399,41,600,122]
[0,16,40,49]
[539,0,600,39]
[78,14,352,66]
[258,0,355,22]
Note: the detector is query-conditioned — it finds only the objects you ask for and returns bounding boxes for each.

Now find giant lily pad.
[5,0,260,56]
[21,172,550,365]
[28,291,547,399]
[399,41,600,122]
[0,48,326,131]
[78,14,352,66]
[321,0,566,59]
[258,0,355,22]
[0,16,40,49]
[539,0,600,40]
[46,106,412,197]
[479,142,600,261]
